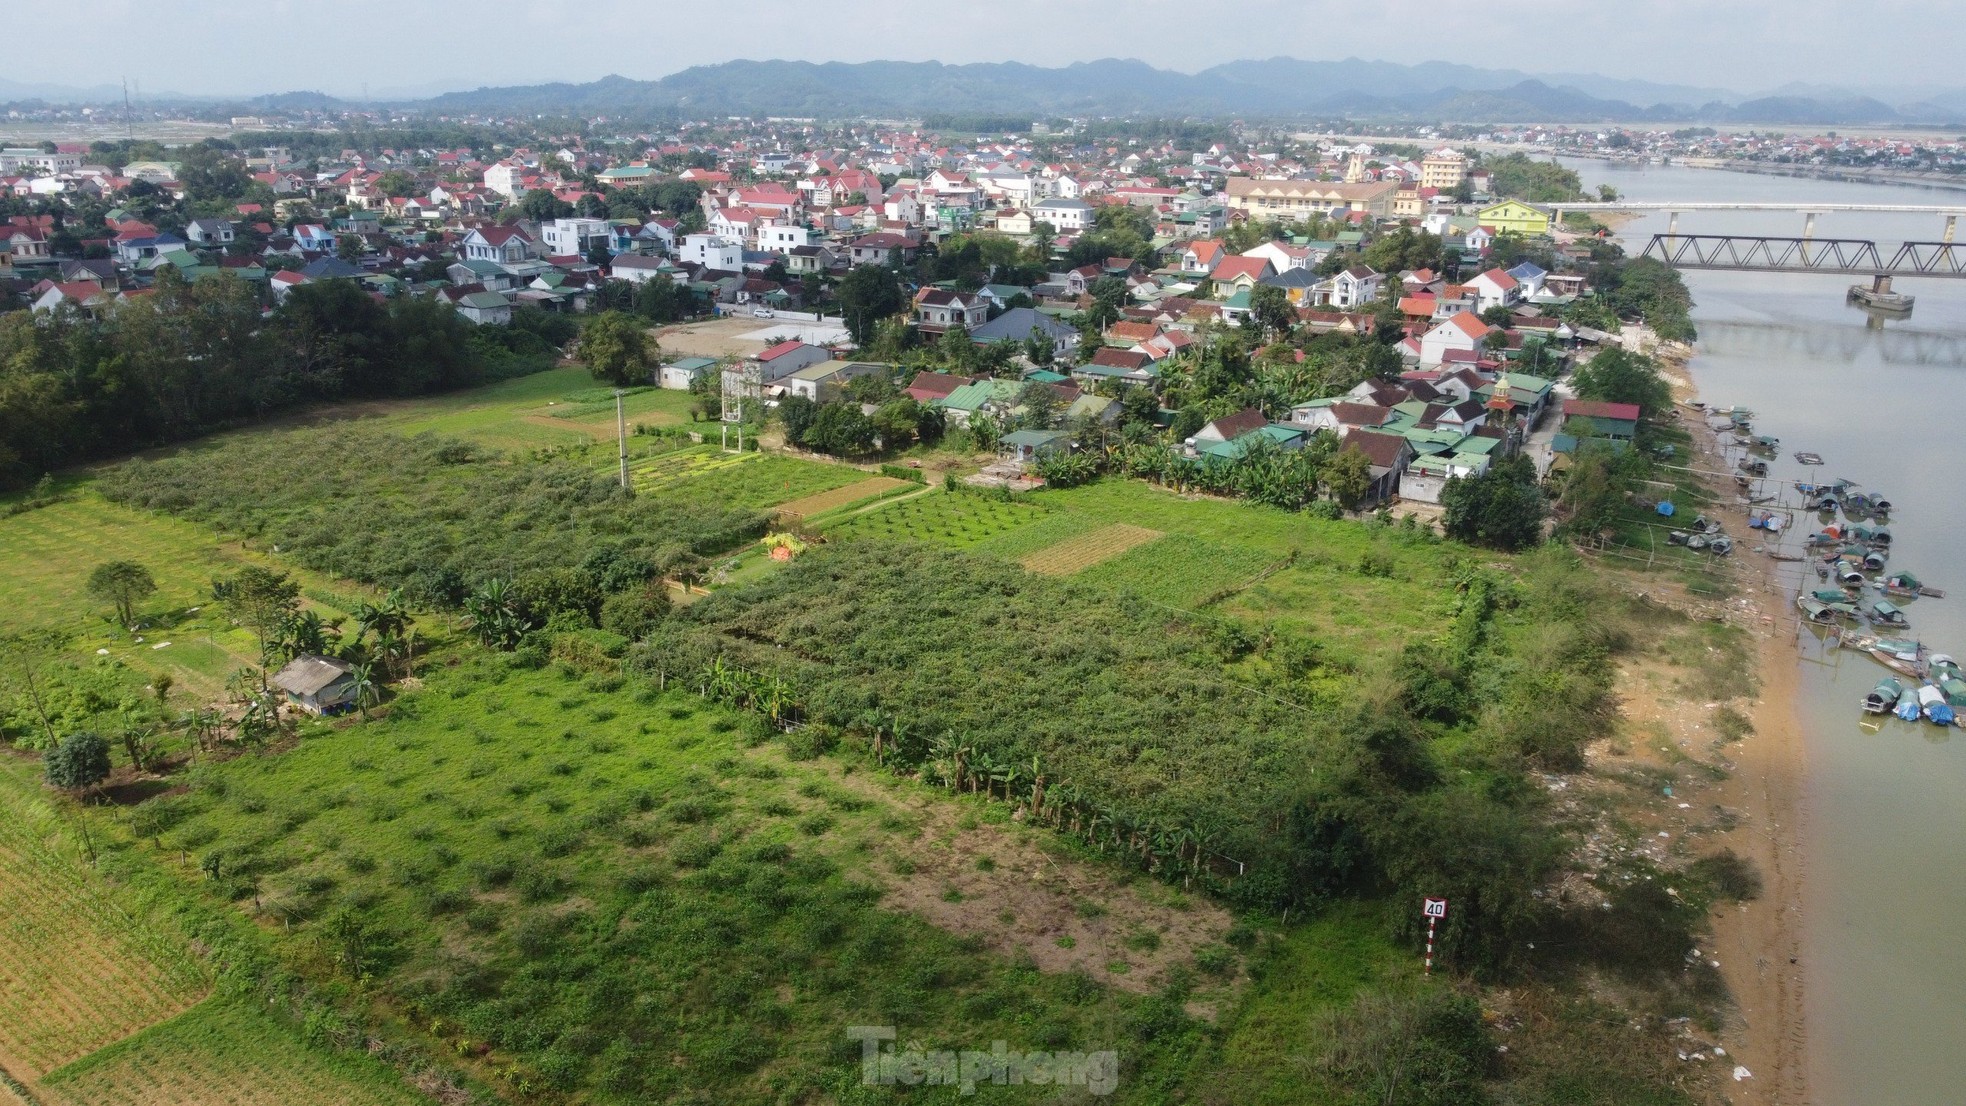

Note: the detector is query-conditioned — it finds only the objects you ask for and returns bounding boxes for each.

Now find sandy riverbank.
[1656,347,1810,1106]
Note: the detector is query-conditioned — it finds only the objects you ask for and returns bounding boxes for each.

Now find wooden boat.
[1812,587,1858,604]
[1738,458,1770,477]
[1852,525,1891,547]
[1749,434,1780,452]
[1686,534,1710,551]
[1852,635,1927,679]
[1767,550,1805,562]
[1708,536,1734,556]
[1748,510,1785,532]
[1795,451,1825,465]
[1667,529,1692,546]
[1864,676,1906,714]
[1862,549,1888,572]
[1869,599,1909,628]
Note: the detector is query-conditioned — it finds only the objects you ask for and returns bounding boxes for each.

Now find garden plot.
[827,490,1048,548]
[1075,534,1280,609]
[39,999,428,1106]
[0,794,206,1080]
[1020,523,1164,576]
[771,476,911,519]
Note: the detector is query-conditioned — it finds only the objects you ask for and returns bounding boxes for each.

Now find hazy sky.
[9,0,1962,99]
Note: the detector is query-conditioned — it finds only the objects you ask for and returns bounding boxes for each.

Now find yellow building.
[1474,199,1551,236]
[1419,148,1467,190]
[1223,177,1400,219]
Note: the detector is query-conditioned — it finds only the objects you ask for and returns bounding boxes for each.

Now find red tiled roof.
[1563,399,1642,422]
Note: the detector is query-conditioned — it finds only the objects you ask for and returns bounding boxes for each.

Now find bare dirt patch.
[653,318,780,360]
[1021,523,1163,576]
[773,477,910,519]
[828,772,1234,997]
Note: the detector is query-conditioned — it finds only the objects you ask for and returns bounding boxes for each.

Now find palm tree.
[347,662,380,720]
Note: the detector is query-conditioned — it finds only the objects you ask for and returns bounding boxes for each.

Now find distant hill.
[4,58,1960,127]
[402,59,1961,126]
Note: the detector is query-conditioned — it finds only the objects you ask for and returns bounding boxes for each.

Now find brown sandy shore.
[1656,344,1810,1106]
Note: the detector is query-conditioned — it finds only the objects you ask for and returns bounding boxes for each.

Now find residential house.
[847,232,917,267]
[660,356,717,390]
[1000,429,1075,463]
[455,291,512,326]
[678,233,743,272]
[1327,265,1382,309]
[914,288,990,335]
[756,222,814,254]
[270,655,359,715]
[1031,197,1093,232]
[1209,256,1273,294]
[1071,347,1156,387]
[1465,267,1521,313]
[608,254,670,285]
[1560,398,1641,441]
[1419,313,1494,368]
[784,360,886,402]
[185,218,235,247]
[461,226,537,264]
[540,217,612,259]
[969,307,1076,361]
[1338,430,1416,505]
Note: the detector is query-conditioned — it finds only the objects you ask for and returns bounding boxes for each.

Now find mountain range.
[5,59,1964,127]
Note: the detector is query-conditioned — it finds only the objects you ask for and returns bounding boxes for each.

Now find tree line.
[0,271,563,488]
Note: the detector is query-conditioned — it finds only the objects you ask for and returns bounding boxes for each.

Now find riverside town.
[2,8,1964,1106]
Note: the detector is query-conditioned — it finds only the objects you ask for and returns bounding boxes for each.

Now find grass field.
[0,496,366,698]
[1076,533,1281,608]
[1020,523,1163,575]
[0,786,207,1080]
[40,999,431,1106]
[355,368,703,454]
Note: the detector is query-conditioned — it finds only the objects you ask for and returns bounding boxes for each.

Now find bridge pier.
[1947,214,1957,244]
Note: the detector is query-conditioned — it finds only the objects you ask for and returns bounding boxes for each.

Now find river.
[1558,158,1966,1106]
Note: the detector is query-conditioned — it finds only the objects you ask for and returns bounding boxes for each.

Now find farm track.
[1020,523,1164,575]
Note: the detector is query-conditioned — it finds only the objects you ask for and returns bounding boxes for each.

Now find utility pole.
[614,388,630,491]
[122,78,133,141]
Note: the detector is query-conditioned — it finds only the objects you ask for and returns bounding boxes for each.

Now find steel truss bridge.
[1637,234,1966,278]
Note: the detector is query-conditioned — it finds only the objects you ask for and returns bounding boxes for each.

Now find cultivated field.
[770,475,910,519]
[1020,522,1163,575]
[634,446,866,507]
[828,488,1049,547]
[39,1000,430,1106]
[1076,533,1280,607]
[0,790,206,1080]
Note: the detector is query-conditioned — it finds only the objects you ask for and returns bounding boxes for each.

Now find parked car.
[751,307,773,318]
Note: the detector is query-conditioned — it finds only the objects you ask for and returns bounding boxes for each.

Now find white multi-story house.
[755,222,814,254]
[1031,197,1092,233]
[1327,265,1383,309]
[678,233,743,272]
[483,161,525,198]
[460,225,538,265]
[540,217,612,259]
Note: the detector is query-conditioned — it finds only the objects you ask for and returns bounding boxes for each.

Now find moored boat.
[1917,684,1954,726]
[1896,686,1923,721]
[1864,676,1905,714]
[1869,599,1909,628]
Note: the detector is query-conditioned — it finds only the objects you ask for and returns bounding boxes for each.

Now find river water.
[1558,159,1966,1106]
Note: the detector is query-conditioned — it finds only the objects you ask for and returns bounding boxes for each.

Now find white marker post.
[1422,896,1448,975]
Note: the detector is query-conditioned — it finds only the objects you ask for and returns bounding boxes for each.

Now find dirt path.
[1660,341,1810,1105]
